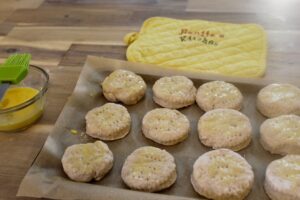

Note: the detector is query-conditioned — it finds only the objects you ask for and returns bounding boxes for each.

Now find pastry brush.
[0,53,31,101]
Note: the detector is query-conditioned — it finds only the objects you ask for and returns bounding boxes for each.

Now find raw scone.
[191,149,254,200]
[142,108,190,145]
[152,76,196,109]
[121,146,177,192]
[198,108,252,151]
[62,141,113,182]
[257,83,300,118]
[196,81,243,111]
[101,69,147,105]
[264,155,300,200]
[85,103,131,140]
[260,115,300,155]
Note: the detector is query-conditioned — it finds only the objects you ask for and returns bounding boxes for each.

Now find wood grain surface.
[0,0,299,200]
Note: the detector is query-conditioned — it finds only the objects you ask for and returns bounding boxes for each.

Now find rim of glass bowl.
[0,65,49,114]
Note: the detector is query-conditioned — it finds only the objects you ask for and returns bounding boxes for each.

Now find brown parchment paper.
[17,56,282,200]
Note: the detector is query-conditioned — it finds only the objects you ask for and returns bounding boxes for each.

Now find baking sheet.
[17,56,281,200]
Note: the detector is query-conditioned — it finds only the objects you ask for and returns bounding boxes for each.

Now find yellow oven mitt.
[124,17,267,77]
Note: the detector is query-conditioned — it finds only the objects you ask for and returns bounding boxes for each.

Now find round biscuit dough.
[121,146,177,192]
[196,81,243,112]
[142,108,190,145]
[191,149,254,200]
[152,76,196,109]
[264,155,300,200]
[101,69,147,105]
[260,114,300,155]
[198,108,252,151]
[62,141,113,182]
[257,83,300,118]
[85,103,131,140]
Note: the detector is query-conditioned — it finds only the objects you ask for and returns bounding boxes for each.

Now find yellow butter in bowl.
[125,17,267,78]
[0,87,44,132]
[0,65,48,132]
[0,87,38,109]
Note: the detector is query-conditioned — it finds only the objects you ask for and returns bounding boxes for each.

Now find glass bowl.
[0,65,49,132]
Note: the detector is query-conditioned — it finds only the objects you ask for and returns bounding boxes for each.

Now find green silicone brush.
[0,53,31,101]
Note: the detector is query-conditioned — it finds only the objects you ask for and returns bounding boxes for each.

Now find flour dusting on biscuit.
[191,149,254,200]
[142,108,189,145]
[264,155,300,200]
[85,103,131,140]
[102,69,146,105]
[121,146,177,192]
[198,108,252,151]
[196,81,243,111]
[260,114,300,155]
[257,83,300,118]
[152,76,196,109]
[62,141,113,182]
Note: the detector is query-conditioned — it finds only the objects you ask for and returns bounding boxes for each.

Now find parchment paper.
[17,56,281,200]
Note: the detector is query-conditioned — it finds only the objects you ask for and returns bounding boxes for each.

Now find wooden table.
[0,0,299,199]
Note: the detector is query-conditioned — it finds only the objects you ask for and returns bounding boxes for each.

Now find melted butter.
[0,87,44,132]
[272,116,300,139]
[276,159,300,185]
[202,112,242,136]
[0,87,38,109]
[68,143,107,170]
[208,155,245,184]
[103,70,144,90]
[269,85,299,101]
[131,163,154,174]
[91,104,127,128]
[157,76,192,96]
[131,148,163,174]
[80,146,95,158]
[80,144,105,160]
[206,81,240,99]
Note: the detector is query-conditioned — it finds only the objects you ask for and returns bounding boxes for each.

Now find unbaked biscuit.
[85,103,131,140]
[121,146,177,192]
[191,149,254,200]
[62,141,113,182]
[257,83,300,118]
[196,81,243,111]
[264,155,300,200]
[101,69,147,105]
[142,108,189,145]
[152,76,196,109]
[260,114,300,155]
[198,108,252,151]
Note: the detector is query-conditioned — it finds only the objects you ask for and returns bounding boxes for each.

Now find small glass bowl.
[0,65,49,132]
